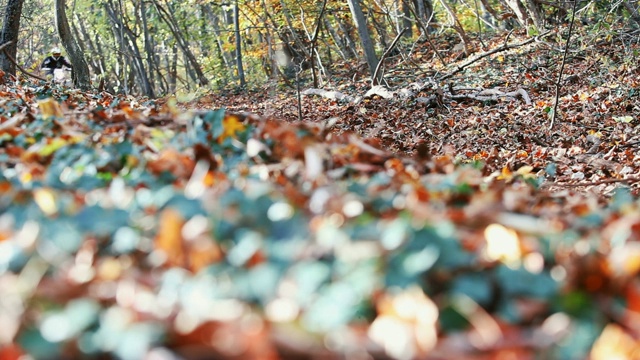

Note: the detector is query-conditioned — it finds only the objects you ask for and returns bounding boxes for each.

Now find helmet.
[51,47,61,55]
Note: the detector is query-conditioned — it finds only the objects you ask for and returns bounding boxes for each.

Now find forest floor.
[2,26,640,359]
[191,27,640,199]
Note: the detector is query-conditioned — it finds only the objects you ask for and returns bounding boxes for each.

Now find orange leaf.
[155,208,186,268]
[155,209,223,272]
[147,148,195,179]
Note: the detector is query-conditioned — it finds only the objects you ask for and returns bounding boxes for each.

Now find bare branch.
[549,0,579,130]
[439,31,551,81]
[0,42,47,81]
[372,27,408,86]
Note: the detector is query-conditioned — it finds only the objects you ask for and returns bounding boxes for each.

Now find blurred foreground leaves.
[0,85,638,359]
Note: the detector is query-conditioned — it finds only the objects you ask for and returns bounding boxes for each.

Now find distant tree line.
[0,0,637,96]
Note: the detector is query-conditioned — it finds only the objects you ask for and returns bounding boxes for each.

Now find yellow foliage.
[38,98,64,118]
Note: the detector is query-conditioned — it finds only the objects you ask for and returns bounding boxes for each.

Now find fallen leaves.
[1,26,640,360]
[369,287,439,359]
[37,98,64,118]
[154,209,223,272]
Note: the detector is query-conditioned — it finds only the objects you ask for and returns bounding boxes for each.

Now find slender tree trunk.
[279,0,308,57]
[503,0,532,28]
[152,0,209,86]
[207,6,233,81]
[140,0,161,95]
[368,3,389,49]
[438,0,474,55]
[523,0,544,30]
[169,44,177,93]
[105,2,127,92]
[234,0,246,87]
[306,0,328,88]
[478,0,502,25]
[323,16,349,60]
[334,13,359,59]
[104,0,154,97]
[624,0,640,25]
[71,18,102,77]
[0,0,25,79]
[346,0,380,84]
[402,0,413,37]
[55,0,91,90]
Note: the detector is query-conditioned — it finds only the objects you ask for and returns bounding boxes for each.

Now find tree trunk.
[0,0,25,79]
[478,0,502,26]
[234,0,246,87]
[346,0,380,84]
[503,0,532,28]
[206,5,233,82]
[55,0,91,90]
[368,4,389,49]
[104,0,154,97]
[625,0,640,25]
[438,0,474,55]
[73,17,103,80]
[334,13,360,59]
[323,16,349,60]
[169,44,177,93]
[152,0,209,86]
[278,0,309,60]
[400,0,413,38]
[522,0,544,30]
[105,3,127,92]
[140,0,163,95]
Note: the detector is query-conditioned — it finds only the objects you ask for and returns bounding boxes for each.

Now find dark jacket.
[41,56,72,74]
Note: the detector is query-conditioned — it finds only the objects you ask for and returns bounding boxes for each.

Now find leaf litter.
[0,28,640,359]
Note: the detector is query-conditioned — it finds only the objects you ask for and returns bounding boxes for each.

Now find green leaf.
[18,327,61,360]
[439,306,470,332]
[497,265,558,298]
[204,108,226,139]
[451,273,493,306]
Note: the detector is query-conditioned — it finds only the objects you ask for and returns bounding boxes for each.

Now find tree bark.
[152,0,209,86]
[523,0,544,30]
[55,0,91,90]
[104,0,154,97]
[346,0,380,84]
[140,0,163,95]
[400,0,413,38]
[0,0,25,79]
[503,0,532,28]
[234,0,246,87]
[323,16,350,60]
[438,0,474,55]
[73,16,103,80]
[334,12,359,59]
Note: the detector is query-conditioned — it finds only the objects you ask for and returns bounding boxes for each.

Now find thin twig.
[309,0,328,88]
[372,27,408,86]
[405,4,447,68]
[549,0,579,130]
[295,66,303,122]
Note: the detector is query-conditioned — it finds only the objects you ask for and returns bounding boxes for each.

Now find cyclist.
[40,47,72,77]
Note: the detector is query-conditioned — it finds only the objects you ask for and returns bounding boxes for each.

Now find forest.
[0,0,640,359]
